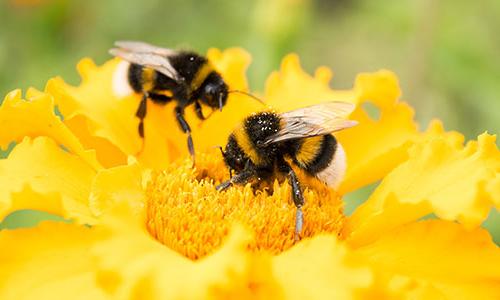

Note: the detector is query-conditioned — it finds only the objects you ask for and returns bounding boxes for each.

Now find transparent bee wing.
[109,48,182,82]
[114,40,177,57]
[264,101,358,144]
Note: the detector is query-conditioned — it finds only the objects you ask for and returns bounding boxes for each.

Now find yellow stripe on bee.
[296,136,323,167]
[191,62,214,91]
[142,67,155,91]
[233,125,263,165]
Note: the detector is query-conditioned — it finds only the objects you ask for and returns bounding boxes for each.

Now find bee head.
[201,76,228,111]
[221,135,248,175]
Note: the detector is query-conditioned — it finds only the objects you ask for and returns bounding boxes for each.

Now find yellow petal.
[346,133,500,247]
[382,275,500,299]
[354,220,500,298]
[340,119,464,195]
[0,222,108,300]
[336,71,421,194]
[64,115,128,168]
[0,137,97,224]
[352,70,402,108]
[264,54,357,110]
[3,187,64,219]
[92,204,281,299]
[273,235,374,299]
[89,162,145,217]
[46,58,142,159]
[420,119,464,147]
[0,89,101,170]
[133,102,179,169]
[207,47,250,91]
[488,173,500,209]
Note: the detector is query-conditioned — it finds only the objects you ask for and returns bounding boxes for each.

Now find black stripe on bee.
[128,63,145,93]
[299,135,338,175]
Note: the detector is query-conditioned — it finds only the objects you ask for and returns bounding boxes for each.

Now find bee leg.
[289,170,305,242]
[135,93,149,138]
[174,106,195,164]
[216,179,233,191]
[194,101,205,120]
[216,168,256,191]
[278,160,305,242]
[135,93,148,138]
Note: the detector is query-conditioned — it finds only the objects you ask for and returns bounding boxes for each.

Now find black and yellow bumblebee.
[109,40,230,160]
[216,102,357,239]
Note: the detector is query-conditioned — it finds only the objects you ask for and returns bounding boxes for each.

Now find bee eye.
[205,85,217,95]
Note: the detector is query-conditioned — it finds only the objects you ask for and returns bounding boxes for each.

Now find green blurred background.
[0,0,499,242]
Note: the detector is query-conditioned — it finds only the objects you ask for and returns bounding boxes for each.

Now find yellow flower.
[1,48,499,299]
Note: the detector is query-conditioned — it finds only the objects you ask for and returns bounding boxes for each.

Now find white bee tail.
[112,60,134,98]
[316,142,347,189]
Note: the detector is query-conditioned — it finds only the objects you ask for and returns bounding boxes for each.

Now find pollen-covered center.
[145,150,345,260]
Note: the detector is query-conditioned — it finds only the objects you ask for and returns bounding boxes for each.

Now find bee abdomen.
[127,63,145,93]
[315,140,346,188]
[293,135,346,188]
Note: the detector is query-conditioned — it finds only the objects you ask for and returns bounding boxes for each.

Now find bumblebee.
[216,102,358,240]
[109,40,229,160]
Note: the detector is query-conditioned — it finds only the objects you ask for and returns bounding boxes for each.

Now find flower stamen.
[145,151,345,260]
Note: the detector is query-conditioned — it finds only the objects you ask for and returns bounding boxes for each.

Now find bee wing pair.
[264,102,358,144]
[109,40,183,82]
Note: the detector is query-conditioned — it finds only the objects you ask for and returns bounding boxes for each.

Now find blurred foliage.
[0,210,68,230]
[0,0,499,242]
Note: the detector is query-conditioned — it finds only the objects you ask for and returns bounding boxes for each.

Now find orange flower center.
[145,151,345,260]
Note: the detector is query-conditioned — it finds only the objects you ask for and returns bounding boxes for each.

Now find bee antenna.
[212,145,225,156]
[214,145,232,178]
[228,90,266,106]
